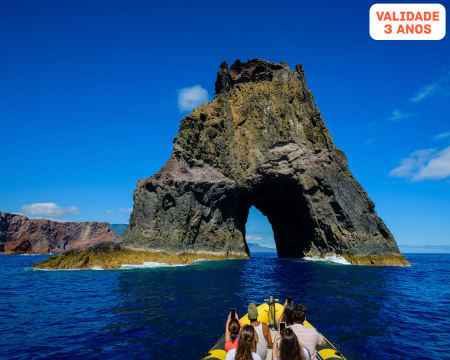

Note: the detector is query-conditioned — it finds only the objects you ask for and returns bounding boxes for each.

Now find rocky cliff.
[0,212,115,254]
[35,58,408,268]
[122,59,408,265]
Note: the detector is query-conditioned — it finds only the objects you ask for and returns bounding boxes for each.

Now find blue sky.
[1,1,449,251]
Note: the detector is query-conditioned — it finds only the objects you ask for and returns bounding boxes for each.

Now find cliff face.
[0,212,115,254]
[122,59,408,266]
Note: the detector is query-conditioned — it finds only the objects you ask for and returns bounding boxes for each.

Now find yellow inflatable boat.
[202,297,346,360]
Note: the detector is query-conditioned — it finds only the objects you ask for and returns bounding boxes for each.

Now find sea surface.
[0,253,449,360]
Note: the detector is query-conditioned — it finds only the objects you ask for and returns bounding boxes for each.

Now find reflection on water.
[0,254,449,360]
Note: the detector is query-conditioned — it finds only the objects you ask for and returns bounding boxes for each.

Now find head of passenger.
[248,302,258,322]
[283,302,295,326]
[236,325,257,360]
[293,304,307,325]
[279,328,307,360]
[229,319,240,341]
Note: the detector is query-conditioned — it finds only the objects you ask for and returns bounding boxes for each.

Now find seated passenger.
[272,328,309,360]
[248,302,273,360]
[225,313,241,352]
[225,325,262,360]
[289,304,325,360]
[278,299,295,327]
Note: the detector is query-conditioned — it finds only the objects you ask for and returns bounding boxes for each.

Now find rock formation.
[0,212,115,254]
[34,58,409,268]
[32,242,238,270]
[121,59,408,266]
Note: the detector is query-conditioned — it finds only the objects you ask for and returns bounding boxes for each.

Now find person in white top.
[288,304,325,360]
[225,325,262,360]
[247,302,273,360]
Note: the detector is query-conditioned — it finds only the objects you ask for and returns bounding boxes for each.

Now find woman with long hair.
[225,316,241,352]
[272,328,310,360]
[279,299,295,327]
[225,325,261,360]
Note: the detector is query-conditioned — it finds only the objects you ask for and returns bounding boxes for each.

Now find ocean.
[0,253,449,360]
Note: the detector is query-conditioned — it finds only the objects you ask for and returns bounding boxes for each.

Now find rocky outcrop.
[35,58,409,268]
[121,59,408,266]
[0,212,115,254]
[33,242,244,270]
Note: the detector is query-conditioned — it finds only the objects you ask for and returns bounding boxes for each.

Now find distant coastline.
[250,243,450,255]
[399,244,450,254]
[247,243,276,253]
[110,224,127,238]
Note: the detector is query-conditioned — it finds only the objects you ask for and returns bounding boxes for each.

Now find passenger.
[289,304,325,360]
[278,299,295,327]
[272,328,309,360]
[225,325,262,360]
[225,313,241,352]
[248,302,273,360]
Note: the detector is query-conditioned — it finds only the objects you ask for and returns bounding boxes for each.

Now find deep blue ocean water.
[0,253,449,360]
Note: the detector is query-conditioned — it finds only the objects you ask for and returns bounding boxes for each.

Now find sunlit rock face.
[122,59,408,266]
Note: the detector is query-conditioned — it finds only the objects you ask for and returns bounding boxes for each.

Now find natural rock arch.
[121,59,408,265]
[243,181,315,258]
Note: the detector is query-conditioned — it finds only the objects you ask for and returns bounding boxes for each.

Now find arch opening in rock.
[242,181,315,258]
[244,206,276,256]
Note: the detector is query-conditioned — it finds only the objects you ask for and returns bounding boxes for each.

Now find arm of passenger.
[272,333,281,360]
[277,299,288,327]
[225,313,231,342]
[235,312,244,328]
[317,332,326,346]
[278,308,284,324]
[263,323,273,348]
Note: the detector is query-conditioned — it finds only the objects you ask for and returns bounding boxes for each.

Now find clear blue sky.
[1,1,449,251]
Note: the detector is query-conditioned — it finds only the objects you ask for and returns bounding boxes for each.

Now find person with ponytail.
[272,327,310,360]
[225,312,241,352]
[225,325,262,360]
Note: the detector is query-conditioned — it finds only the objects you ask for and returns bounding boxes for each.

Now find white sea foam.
[90,266,104,270]
[32,259,207,271]
[120,262,175,269]
[120,259,206,270]
[14,253,58,256]
[303,254,351,265]
[32,267,82,271]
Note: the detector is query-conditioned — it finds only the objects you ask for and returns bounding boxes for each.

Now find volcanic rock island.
[33,59,409,269]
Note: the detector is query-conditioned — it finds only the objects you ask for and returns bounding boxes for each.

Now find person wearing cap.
[248,302,273,360]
